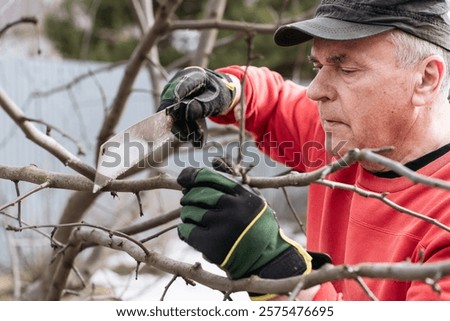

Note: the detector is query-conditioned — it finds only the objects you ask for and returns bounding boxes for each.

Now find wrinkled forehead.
[310,33,396,62]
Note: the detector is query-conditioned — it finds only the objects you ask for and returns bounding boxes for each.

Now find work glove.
[157,66,237,148]
[177,166,313,300]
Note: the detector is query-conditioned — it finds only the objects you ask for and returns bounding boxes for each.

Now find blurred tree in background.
[45,0,318,80]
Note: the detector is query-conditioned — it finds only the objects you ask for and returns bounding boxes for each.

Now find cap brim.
[274,16,395,47]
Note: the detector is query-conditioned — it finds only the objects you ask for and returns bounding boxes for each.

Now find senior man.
[158,0,450,300]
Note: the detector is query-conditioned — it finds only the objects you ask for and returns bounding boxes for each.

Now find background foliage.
[45,0,318,79]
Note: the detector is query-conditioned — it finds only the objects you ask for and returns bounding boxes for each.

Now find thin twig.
[23,117,86,156]
[71,265,87,289]
[352,273,378,301]
[135,192,144,217]
[7,221,150,258]
[13,180,22,227]
[0,16,37,38]
[0,181,50,212]
[31,61,127,98]
[359,149,450,192]
[0,210,64,248]
[0,88,96,179]
[139,224,178,244]
[281,186,306,235]
[315,179,450,233]
[160,274,178,301]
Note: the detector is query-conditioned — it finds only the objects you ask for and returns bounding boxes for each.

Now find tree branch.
[96,0,182,151]
[75,226,450,298]
[23,117,86,156]
[316,179,450,233]
[359,149,450,191]
[0,181,50,212]
[168,8,317,34]
[0,16,37,38]
[0,88,96,180]
[0,164,180,192]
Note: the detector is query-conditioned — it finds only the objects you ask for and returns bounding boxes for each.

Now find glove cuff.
[218,73,240,113]
[251,246,309,279]
[247,246,310,300]
[206,69,238,113]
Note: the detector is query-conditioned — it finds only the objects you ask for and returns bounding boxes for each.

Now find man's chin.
[325,133,350,159]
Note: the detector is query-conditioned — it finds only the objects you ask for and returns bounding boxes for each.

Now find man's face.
[307,33,419,158]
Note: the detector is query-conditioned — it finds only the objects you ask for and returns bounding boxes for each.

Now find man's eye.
[340,68,356,74]
[312,65,322,73]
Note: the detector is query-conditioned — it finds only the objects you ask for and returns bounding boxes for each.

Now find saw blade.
[93,109,174,193]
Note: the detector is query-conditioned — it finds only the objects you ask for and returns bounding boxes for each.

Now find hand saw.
[92,104,207,193]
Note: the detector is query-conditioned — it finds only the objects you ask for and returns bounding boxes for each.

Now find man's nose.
[306,68,335,103]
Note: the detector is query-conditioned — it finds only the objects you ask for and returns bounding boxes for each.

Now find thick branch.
[63,226,450,297]
[149,255,450,297]
[11,216,450,300]
[0,164,180,192]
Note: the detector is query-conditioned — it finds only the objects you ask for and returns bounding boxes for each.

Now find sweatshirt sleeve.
[211,65,325,172]
[407,229,450,300]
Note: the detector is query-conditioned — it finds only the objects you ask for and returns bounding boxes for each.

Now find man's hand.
[176,167,312,300]
[158,67,237,147]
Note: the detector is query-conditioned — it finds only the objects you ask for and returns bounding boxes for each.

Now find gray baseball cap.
[274,0,450,51]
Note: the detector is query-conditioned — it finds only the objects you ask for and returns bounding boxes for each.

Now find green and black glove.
[158,66,237,147]
[177,167,313,300]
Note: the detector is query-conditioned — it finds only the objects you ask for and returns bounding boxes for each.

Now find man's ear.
[411,55,445,107]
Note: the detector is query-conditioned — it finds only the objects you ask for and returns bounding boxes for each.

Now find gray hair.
[389,30,450,96]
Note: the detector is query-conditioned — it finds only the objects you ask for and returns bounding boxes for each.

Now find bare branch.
[246,149,358,188]
[168,12,317,34]
[0,88,96,179]
[31,61,127,98]
[350,270,379,301]
[130,0,167,109]
[145,245,450,297]
[13,181,22,227]
[0,210,65,248]
[281,186,306,235]
[15,215,450,300]
[134,191,144,216]
[8,222,150,259]
[119,207,181,235]
[0,164,180,192]
[160,274,179,301]
[96,0,182,150]
[192,0,227,67]
[139,224,178,244]
[316,179,450,233]
[359,149,450,191]
[23,117,86,156]
[0,181,50,212]
[0,16,37,38]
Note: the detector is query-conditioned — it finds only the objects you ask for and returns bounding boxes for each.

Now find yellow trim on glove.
[279,229,312,275]
[220,202,268,268]
[250,293,279,301]
[251,230,312,301]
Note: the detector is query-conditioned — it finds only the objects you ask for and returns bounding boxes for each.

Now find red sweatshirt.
[212,65,450,300]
